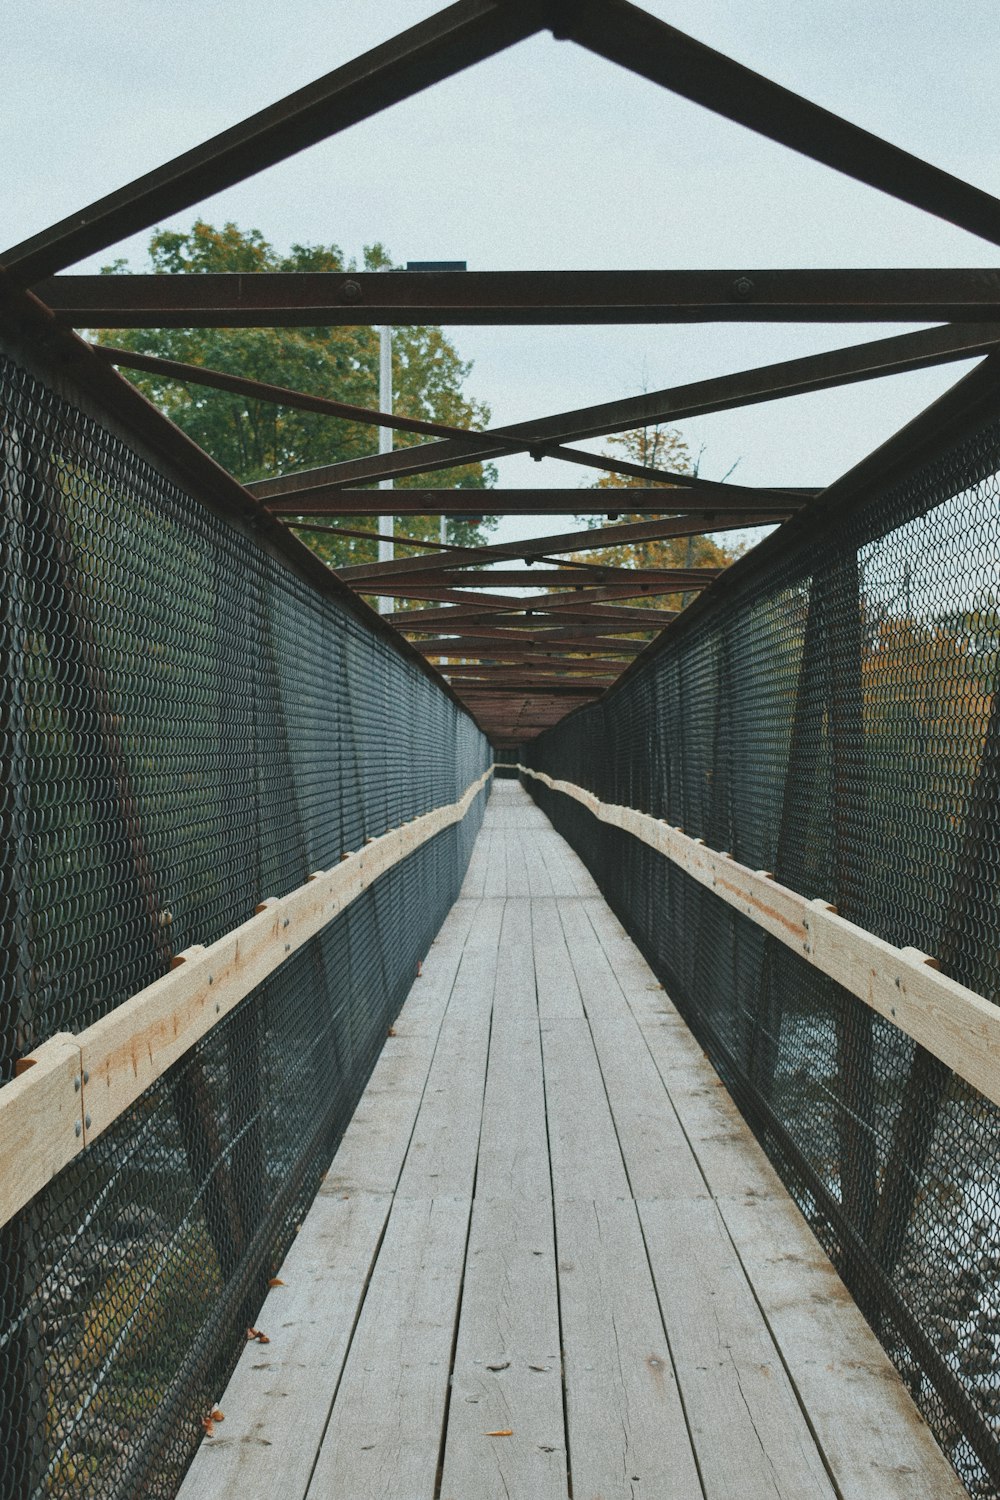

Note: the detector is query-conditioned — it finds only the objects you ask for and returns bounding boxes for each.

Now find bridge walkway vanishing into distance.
[9,2,1000,1496]
[177,782,963,1500]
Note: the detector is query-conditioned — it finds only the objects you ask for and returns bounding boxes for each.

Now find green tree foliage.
[98,221,497,569]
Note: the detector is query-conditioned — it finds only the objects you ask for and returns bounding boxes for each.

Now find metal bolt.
[340,278,362,302]
[75,1121,82,1137]
[732,275,754,300]
[83,1070,89,1084]
[74,1075,81,1092]
[85,1114,91,1129]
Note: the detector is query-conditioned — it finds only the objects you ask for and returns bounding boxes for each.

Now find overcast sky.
[4,1,1000,547]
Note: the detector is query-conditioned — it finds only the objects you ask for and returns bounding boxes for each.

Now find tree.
[98,221,497,571]
[567,424,743,622]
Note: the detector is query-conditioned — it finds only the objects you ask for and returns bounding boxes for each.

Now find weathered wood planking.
[179,783,965,1500]
[178,1192,392,1500]
[476,904,551,1200]
[717,1193,968,1500]
[304,1196,471,1500]
[322,898,481,1198]
[440,1196,565,1500]
[531,901,585,1020]
[641,1196,839,1499]
[555,1196,703,1500]
[518,764,1000,1111]
[0,1035,84,1227]
[540,1018,631,1199]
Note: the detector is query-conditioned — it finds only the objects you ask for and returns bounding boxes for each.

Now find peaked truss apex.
[4,0,1000,287]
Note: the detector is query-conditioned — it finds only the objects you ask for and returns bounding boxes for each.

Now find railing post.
[825,547,879,1243]
[873,679,1000,1274]
[0,418,46,1500]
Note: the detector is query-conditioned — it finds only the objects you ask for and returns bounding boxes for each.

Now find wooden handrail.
[518,765,1000,1110]
[0,768,493,1229]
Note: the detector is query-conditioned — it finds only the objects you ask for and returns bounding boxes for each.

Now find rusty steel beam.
[390,603,673,628]
[91,345,466,441]
[367,582,691,608]
[570,1,1000,248]
[363,566,719,587]
[408,628,650,648]
[433,655,635,669]
[271,485,807,516]
[248,322,1000,494]
[97,345,786,497]
[36,268,1000,326]
[456,682,603,698]
[414,636,644,654]
[334,511,787,580]
[1,1,543,284]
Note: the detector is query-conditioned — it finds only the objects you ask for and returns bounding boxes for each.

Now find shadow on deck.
[178,782,962,1500]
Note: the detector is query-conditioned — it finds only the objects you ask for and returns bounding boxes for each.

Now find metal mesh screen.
[526,394,1000,1497]
[0,339,488,1499]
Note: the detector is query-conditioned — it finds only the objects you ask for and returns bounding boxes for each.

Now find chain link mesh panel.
[526,399,1000,1497]
[0,340,488,1499]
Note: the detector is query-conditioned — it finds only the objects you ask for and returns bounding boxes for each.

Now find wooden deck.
[179,780,964,1500]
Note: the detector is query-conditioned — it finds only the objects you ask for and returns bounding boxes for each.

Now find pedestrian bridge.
[4,4,1000,1499]
[177,782,961,1500]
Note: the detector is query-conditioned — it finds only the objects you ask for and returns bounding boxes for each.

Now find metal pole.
[377,306,393,614]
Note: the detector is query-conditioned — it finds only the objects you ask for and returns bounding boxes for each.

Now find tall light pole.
[377,292,393,614]
[376,261,466,615]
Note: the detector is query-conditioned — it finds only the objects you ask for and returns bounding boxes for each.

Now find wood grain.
[518,765,1000,1112]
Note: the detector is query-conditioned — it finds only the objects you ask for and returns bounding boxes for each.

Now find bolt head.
[340,278,362,303]
[732,276,754,300]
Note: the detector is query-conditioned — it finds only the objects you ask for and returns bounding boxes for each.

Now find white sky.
[4,1,1000,550]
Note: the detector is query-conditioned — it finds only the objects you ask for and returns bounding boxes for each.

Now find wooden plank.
[522,832,556,898]
[483,829,509,896]
[492,899,537,1027]
[503,830,530,899]
[556,898,634,1022]
[322,894,483,1197]
[587,1017,709,1200]
[306,1195,471,1500]
[556,1196,702,1500]
[391,896,481,1038]
[639,1196,838,1500]
[440,1197,565,1500]
[639,1012,788,1201]
[718,1193,967,1500]
[531,902,585,1020]
[518,765,1000,1113]
[395,1020,491,1199]
[581,898,671,1022]
[535,831,586,898]
[322,1035,441,1197]
[460,831,490,897]
[177,1192,392,1500]
[0,1035,83,1225]
[476,901,550,1200]
[541,1019,630,1199]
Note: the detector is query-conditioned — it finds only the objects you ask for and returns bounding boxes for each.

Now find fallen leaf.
[485,1361,510,1371]
[268,1278,285,1287]
[528,1364,549,1372]
[201,1417,215,1437]
[246,1327,271,1345]
[387,1026,397,1037]
[486,1429,514,1438]
[416,960,423,976]
[211,1409,225,1423]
